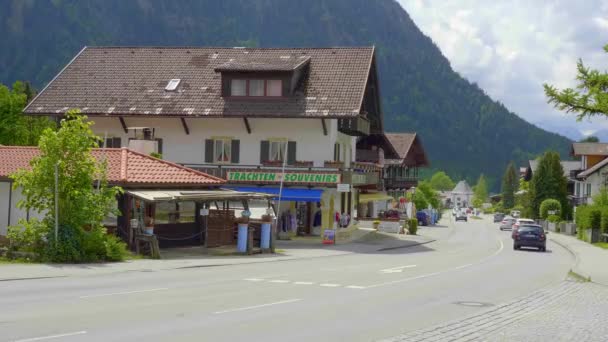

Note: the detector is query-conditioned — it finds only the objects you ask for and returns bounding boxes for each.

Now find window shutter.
[334,143,340,161]
[260,140,269,164]
[205,139,214,163]
[156,138,163,154]
[222,77,230,96]
[287,141,296,165]
[231,140,240,164]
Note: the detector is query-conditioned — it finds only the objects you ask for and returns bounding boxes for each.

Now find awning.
[359,193,394,203]
[227,187,323,202]
[126,190,273,202]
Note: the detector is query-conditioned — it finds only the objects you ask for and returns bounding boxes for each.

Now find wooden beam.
[321,119,328,136]
[118,117,128,134]
[180,118,190,135]
[243,118,252,134]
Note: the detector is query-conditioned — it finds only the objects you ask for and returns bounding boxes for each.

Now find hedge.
[540,199,561,219]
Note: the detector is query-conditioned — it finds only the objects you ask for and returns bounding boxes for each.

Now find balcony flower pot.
[295,161,313,168]
[324,161,344,169]
[263,160,283,167]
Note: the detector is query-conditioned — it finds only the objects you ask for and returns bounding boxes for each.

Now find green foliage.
[547,215,561,223]
[408,218,418,235]
[0,81,54,146]
[544,43,608,120]
[493,201,505,214]
[501,162,518,209]
[7,218,49,254]
[592,187,608,206]
[149,152,162,159]
[579,136,599,143]
[43,224,85,263]
[590,210,602,229]
[407,181,440,210]
[472,174,488,208]
[11,110,122,229]
[601,208,608,234]
[0,0,571,188]
[539,199,561,219]
[429,171,455,191]
[103,234,129,262]
[530,151,569,219]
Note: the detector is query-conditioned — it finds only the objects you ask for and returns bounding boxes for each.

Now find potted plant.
[373,220,380,230]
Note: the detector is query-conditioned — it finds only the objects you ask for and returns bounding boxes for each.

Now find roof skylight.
[165,79,181,91]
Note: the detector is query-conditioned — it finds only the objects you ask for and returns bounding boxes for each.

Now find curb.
[549,234,589,282]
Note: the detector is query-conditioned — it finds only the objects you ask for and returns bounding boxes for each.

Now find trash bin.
[237,223,248,252]
[260,222,271,249]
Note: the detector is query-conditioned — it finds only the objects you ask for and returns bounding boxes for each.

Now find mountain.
[0,0,571,189]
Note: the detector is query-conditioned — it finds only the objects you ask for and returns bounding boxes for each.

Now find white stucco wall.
[0,182,45,236]
[91,117,351,167]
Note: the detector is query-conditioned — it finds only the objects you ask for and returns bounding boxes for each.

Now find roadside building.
[451,180,473,208]
[383,132,429,199]
[569,143,608,206]
[23,46,401,234]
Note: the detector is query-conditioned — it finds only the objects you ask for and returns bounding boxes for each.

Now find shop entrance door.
[296,202,311,235]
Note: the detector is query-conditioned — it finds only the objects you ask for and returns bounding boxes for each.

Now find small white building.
[451,181,473,208]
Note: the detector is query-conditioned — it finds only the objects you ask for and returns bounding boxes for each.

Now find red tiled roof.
[0,146,224,187]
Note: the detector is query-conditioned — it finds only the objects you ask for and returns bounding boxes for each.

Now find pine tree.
[472,174,488,208]
[530,151,569,219]
[501,162,518,209]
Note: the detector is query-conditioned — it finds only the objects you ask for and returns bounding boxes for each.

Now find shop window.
[154,201,196,224]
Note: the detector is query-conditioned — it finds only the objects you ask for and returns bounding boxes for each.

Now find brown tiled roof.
[0,146,224,187]
[214,56,311,72]
[385,133,430,167]
[24,46,375,119]
[571,143,608,156]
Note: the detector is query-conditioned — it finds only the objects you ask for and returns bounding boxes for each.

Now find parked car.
[493,213,505,222]
[455,211,468,222]
[513,224,546,251]
[500,217,516,230]
[417,211,429,226]
[512,218,536,237]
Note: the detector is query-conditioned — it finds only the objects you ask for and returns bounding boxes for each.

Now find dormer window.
[229,79,283,97]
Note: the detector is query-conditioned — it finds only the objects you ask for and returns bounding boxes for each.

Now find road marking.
[244,278,264,282]
[269,280,290,283]
[293,281,314,285]
[13,331,87,342]
[319,283,341,287]
[346,285,366,289]
[367,239,505,289]
[214,298,302,314]
[380,265,417,273]
[79,287,168,299]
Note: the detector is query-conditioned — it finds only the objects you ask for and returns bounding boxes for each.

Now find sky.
[398,0,608,140]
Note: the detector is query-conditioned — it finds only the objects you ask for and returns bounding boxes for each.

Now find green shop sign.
[227,171,341,184]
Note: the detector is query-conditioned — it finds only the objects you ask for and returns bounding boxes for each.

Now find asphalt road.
[1,216,574,342]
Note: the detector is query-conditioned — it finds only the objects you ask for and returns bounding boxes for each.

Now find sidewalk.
[0,226,435,281]
[550,232,608,286]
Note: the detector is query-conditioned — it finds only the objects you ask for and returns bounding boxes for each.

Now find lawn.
[593,242,608,250]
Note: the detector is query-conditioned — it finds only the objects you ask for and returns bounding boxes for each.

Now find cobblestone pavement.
[379,279,608,342]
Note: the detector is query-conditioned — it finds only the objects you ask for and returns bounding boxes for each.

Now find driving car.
[493,213,505,222]
[455,211,468,222]
[499,217,516,230]
[513,224,546,251]
[512,218,536,237]
[416,211,429,226]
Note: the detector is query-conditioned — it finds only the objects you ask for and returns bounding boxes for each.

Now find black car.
[493,213,505,223]
[513,225,546,252]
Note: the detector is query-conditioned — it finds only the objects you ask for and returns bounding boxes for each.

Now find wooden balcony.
[338,116,370,136]
[384,177,418,190]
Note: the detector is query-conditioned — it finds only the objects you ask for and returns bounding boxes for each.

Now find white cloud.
[397,0,608,139]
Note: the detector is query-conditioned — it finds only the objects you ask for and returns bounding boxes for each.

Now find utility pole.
[54,163,59,244]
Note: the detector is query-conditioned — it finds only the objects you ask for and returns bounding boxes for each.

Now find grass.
[593,242,608,250]
[0,256,36,264]
[568,270,591,282]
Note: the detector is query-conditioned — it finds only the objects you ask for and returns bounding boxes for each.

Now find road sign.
[337,183,351,192]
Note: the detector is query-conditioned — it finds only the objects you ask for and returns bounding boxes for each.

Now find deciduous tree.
[501,162,518,209]
[429,171,455,191]
[472,174,488,208]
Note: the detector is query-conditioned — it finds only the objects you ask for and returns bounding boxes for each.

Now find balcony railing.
[384,177,418,189]
[571,196,588,206]
[338,116,370,136]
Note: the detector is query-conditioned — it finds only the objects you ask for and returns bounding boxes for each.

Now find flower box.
[324,161,344,169]
[295,160,313,167]
[262,160,283,167]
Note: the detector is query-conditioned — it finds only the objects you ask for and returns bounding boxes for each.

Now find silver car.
[500,217,516,230]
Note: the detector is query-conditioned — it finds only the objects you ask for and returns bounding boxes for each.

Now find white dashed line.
[244,278,264,282]
[269,280,290,283]
[214,298,302,314]
[319,283,341,287]
[346,285,366,289]
[79,288,168,299]
[13,331,87,342]
[293,281,314,285]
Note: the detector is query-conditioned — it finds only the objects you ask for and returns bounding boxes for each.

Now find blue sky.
[398,0,608,140]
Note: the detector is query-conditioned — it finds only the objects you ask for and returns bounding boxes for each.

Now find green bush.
[82,226,108,262]
[601,208,608,234]
[103,235,129,261]
[43,224,85,263]
[408,218,418,235]
[7,218,49,254]
[539,199,561,219]
[590,209,602,230]
[547,215,561,223]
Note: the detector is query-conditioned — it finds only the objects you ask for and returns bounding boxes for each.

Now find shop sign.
[227,171,340,184]
[323,229,336,245]
[337,183,351,192]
